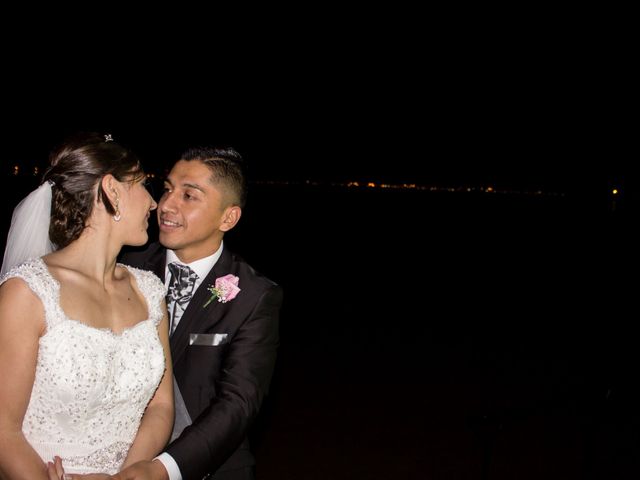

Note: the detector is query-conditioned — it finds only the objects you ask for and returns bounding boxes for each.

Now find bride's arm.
[0,279,50,480]
[121,304,174,468]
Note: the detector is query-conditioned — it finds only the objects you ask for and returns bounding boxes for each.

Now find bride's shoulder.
[0,257,49,285]
[0,275,46,334]
[0,259,48,320]
[0,273,38,298]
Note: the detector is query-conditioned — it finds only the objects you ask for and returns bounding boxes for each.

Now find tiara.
[104,134,113,142]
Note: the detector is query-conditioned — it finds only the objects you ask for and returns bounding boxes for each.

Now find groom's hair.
[179,146,247,209]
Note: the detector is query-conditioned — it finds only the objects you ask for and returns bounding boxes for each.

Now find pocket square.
[189,333,228,346]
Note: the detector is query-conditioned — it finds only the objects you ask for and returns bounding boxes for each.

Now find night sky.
[4,88,626,194]
[2,12,631,202]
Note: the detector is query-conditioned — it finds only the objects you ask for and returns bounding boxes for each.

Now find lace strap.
[0,258,61,331]
[120,265,166,327]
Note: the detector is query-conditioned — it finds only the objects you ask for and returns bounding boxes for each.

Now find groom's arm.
[167,284,282,480]
[108,459,168,480]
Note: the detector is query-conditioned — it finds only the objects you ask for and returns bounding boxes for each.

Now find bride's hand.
[46,457,113,480]
[63,473,114,480]
[63,474,114,479]
[46,456,65,480]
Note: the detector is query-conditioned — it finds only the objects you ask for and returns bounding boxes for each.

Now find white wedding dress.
[0,258,167,474]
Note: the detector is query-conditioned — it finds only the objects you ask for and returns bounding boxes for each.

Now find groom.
[118,147,282,480]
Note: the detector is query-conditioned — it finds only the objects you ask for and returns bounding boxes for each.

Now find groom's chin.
[158,230,178,249]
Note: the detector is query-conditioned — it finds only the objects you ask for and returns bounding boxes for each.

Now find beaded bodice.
[0,258,167,474]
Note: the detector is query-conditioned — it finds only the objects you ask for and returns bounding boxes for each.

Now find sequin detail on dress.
[0,258,167,474]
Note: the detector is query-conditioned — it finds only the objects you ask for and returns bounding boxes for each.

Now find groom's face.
[158,160,231,263]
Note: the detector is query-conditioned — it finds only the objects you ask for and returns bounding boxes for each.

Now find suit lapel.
[170,248,234,364]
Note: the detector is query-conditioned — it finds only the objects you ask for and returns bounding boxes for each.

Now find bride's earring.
[113,199,121,222]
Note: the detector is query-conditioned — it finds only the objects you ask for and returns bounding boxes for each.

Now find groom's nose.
[159,191,177,213]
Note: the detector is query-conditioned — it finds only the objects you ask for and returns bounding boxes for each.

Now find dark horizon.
[0,133,629,202]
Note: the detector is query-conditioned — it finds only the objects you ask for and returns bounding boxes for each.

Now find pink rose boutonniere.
[203,274,241,308]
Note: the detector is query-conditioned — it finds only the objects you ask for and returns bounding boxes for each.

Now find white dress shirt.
[155,242,224,480]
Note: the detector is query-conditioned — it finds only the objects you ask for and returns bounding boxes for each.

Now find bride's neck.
[49,231,121,283]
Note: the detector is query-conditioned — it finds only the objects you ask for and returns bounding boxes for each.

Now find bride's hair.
[43,132,145,248]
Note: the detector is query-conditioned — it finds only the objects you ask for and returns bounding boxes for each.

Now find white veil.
[0,181,55,276]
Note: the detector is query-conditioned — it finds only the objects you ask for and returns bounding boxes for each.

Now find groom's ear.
[220,205,242,232]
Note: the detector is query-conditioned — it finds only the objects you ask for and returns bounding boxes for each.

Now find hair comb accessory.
[104,134,113,142]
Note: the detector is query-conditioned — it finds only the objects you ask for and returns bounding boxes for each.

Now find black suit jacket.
[121,243,282,480]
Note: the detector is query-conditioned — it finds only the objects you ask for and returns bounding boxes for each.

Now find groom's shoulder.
[119,242,164,268]
[229,251,280,293]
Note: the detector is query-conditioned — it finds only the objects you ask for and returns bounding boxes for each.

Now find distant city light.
[2,163,570,197]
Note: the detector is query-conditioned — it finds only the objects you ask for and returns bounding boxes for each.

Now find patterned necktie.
[166,262,198,336]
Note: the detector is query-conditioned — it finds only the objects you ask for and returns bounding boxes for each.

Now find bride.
[0,133,173,479]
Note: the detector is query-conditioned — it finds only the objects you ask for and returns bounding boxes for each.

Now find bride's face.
[120,176,157,246]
